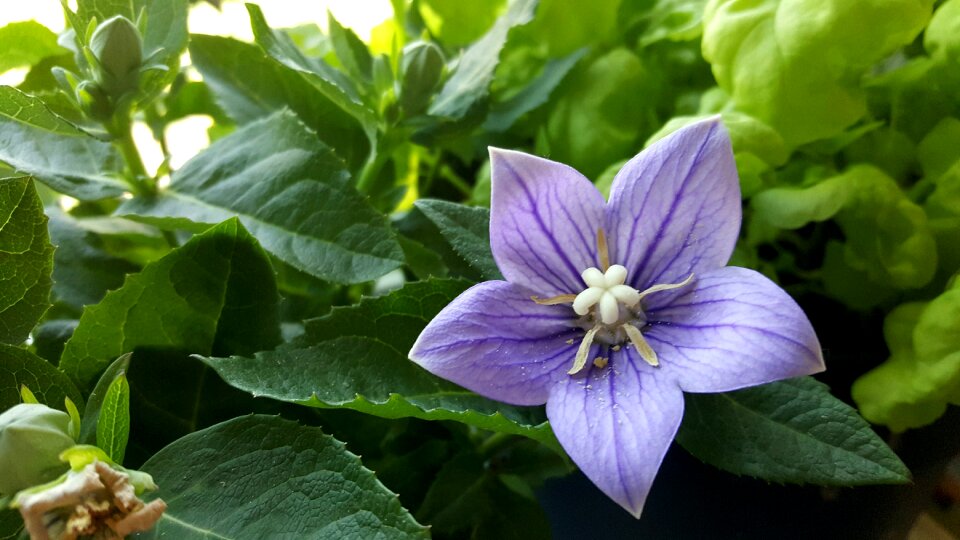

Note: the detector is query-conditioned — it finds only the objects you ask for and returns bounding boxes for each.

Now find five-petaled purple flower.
[409,118,825,518]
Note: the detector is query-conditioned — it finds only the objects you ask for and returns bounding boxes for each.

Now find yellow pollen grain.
[593,357,608,368]
[612,345,621,351]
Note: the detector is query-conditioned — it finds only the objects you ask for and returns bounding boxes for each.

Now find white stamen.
[637,274,695,302]
[623,324,659,367]
[603,265,628,286]
[573,287,604,315]
[570,325,601,375]
[599,291,619,325]
[581,267,606,288]
[608,284,640,306]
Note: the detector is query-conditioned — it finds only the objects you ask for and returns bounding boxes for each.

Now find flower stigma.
[532,229,694,375]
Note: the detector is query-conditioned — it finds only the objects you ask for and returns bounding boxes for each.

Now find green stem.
[357,147,388,193]
[114,125,155,197]
[478,432,514,457]
[439,165,472,197]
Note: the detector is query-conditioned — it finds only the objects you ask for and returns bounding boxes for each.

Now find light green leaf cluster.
[703,0,933,146]
[752,165,936,307]
[852,279,960,432]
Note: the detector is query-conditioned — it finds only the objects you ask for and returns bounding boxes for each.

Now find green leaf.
[79,353,130,445]
[0,87,125,200]
[484,48,585,133]
[0,21,66,74]
[245,3,377,133]
[0,343,82,412]
[189,35,370,169]
[200,279,560,451]
[417,452,551,540]
[428,0,537,120]
[0,508,21,540]
[853,279,960,431]
[752,165,937,299]
[96,371,130,464]
[677,377,911,485]
[414,199,501,280]
[138,415,429,539]
[59,218,281,390]
[702,0,933,146]
[419,0,506,47]
[0,177,53,345]
[119,111,403,285]
[517,0,621,57]
[46,208,142,317]
[540,48,657,178]
[327,12,373,83]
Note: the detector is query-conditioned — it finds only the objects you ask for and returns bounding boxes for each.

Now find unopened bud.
[399,41,445,116]
[89,15,143,98]
[0,404,75,496]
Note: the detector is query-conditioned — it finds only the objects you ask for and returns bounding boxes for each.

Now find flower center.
[530,229,694,375]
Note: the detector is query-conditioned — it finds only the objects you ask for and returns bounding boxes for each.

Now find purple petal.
[605,118,741,290]
[490,148,607,297]
[546,347,683,518]
[409,280,581,406]
[644,266,825,393]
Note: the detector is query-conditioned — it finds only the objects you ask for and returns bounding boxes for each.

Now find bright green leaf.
[200,279,560,451]
[0,87,125,200]
[677,377,911,485]
[79,353,130,445]
[119,111,403,285]
[327,12,373,83]
[138,415,429,539]
[59,218,281,390]
[0,177,53,345]
[96,371,130,464]
[0,21,66,74]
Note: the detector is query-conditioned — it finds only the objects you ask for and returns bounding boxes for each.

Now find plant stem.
[478,432,514,457]
[114,123,155,197]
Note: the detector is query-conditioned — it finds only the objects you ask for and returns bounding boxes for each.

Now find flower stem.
[478,432,515,457]
[114,124,155,197]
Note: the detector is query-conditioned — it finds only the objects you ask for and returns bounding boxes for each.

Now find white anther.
[581,267,606,288]
[603,265,628,287]
[599,291,619,325]
[608,284,640,306]
[573,287,604,315]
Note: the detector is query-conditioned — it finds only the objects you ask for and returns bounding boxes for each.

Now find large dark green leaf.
[676,377,911,485]
[119,111,403,285]
[189,35,370,169]
[0,343,81,412]
[0,177,52,346]
[138,415,429,539]
[201,279,560,451]
[428,0,537,120]
[0,87,125,200]
[59,218,281,390]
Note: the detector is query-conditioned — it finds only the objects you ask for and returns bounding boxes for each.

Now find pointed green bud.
[0,404,75,496]
[89,15,143,98]
[399,41,445,116]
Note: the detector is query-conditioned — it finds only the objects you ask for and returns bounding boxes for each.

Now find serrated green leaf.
[0,343,82,412]
[0,87,125,200]
[0,21,66,74]
[59,218,281,390]
[119,111,403,285]
[327,12,373,84]
[200,279,560,451]
[245,3,377,133]
[414,199,501,280]
[428,0,537,120]
[677,377,910,485]
[96,371,129,464]
[79,353,130,445]
[0,177,52,345]
[138,415,429,539]
[189,35,370,169]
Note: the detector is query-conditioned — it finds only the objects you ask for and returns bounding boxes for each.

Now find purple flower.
[409,118,825,518]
